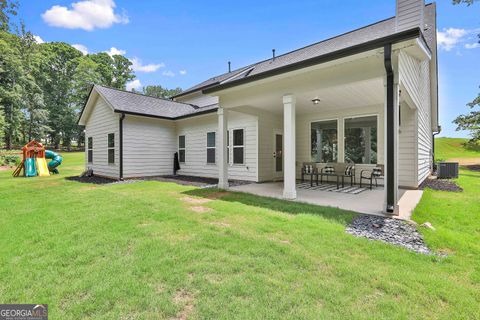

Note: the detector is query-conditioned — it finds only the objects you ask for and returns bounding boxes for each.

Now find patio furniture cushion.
[372,167,382,177]
[305,164,314,174]
[344,165,354,176]
[323,166,335,174]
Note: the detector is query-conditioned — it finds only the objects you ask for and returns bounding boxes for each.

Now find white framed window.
[87,137,93,163]
[232,129,244,165]
[207,132,216,164]
[344,115,378,164]
[107,133,115,164]
[311,120,338,163]
[178,135,186,163]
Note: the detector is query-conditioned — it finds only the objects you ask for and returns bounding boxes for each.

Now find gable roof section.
[174,3,435,97]
[78,85,218,125]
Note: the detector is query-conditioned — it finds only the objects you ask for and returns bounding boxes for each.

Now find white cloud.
[42,0,129,31]
[131,57,164,73]
[162,70,175,77]
[465,42,480,49]
[33,35,44,44]
[179,70,187,75]
[72,44,89,55]
[437,28,480,51]
[437,28,468,51]
[126,79,142,91]
[105,47,126,56]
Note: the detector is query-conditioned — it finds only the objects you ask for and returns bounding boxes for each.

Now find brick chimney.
[395,0,425,32]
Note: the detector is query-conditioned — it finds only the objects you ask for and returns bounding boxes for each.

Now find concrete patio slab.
[230,182,423,219]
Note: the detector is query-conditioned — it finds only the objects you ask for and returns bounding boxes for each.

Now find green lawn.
[435,137,480,161]
[0,152,479,319]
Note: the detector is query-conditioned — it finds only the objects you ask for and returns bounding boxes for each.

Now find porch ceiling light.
[311,98,321,105]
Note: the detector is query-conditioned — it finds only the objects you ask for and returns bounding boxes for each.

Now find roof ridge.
[95,84,198,108]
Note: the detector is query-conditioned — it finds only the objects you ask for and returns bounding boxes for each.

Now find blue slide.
[45,150,63,174]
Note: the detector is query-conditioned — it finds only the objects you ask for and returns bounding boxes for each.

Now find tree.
[452,0,480,142]
[0,107,5,147]
[142,85,183,98]
[0,0,18,32]
[0,30,26,148]
[18,25,50,141]
[88,52,134,89]
[38,42,82,148]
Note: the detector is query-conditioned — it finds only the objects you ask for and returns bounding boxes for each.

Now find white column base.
[283,189,297,200]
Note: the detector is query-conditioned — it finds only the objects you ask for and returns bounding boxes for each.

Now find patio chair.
[360,164,384,190]
[301,162,318,187]
[318,163,337,184]
[338,163,356,188]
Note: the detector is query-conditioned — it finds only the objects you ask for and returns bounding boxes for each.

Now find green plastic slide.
[25,158,37,177]
[45,150,63,174]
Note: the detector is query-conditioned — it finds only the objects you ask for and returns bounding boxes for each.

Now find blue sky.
[19,0,480,138]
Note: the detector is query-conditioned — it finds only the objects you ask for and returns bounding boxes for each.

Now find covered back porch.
[210,39,430,216]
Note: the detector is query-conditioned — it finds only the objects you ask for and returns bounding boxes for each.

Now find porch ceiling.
[219,53,386,115]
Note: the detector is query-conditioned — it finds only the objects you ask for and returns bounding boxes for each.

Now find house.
[78,0,439,215]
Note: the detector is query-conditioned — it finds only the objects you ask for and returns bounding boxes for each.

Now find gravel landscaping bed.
[346,215,434,255]
[419,178,463,192]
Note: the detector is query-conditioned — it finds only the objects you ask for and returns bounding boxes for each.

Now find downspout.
[432,126,442,163]
[384,44,395,213]
[119,113,125,180]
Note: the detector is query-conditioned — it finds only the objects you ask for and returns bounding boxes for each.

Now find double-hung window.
[207,132,216,164]
[108,133,115,164]
[87,137,93,163]
[178,135,186,163]
[232,129,244,165]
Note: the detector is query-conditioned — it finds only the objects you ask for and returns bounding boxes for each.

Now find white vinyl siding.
[83,95,119,179]
[399,50,432,186]
[396,0,424,32]
[398,102,417,188]
[257,113,283,182]
[175,111,258,181]
[122,115,176,178]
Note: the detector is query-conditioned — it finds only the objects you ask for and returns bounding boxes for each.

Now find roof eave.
[203,27,422,95]
[113,108,218,121]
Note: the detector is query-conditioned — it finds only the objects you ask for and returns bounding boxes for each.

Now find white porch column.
[283,94,297,200]
[218,107,229,190]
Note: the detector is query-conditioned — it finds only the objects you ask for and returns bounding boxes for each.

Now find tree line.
[0,0,182,149]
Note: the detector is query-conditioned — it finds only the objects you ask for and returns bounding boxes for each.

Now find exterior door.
[273,131,283,180]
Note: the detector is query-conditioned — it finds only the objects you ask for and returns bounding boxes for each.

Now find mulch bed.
[66,175,121,184]
[147,175,251,188]
[465,165,480,172]
[419,178,463,192]
[66,174,252,188]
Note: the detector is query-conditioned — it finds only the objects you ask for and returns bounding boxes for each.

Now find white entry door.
[273,130,283,180]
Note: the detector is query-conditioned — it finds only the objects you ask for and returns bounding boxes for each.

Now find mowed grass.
[0,152,479,319]
[435,137,480,161]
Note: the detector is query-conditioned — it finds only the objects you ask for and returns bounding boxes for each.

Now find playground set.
[13,140,63,177]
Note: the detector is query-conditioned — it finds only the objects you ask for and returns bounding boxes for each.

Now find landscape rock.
[346,215,438,255]
[420,222,435,231]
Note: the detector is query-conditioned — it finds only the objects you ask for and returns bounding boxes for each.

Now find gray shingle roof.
[177,3,435,97]
[94,85,217,119]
